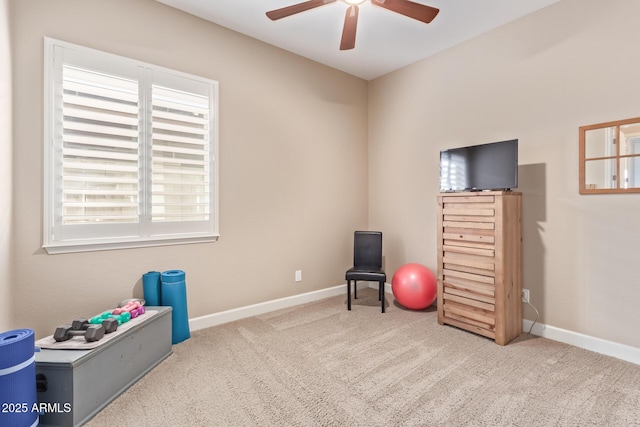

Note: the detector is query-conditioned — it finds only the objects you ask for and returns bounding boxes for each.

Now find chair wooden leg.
[354,281,357,299]
[347,280,351,310]
[380,281,385,313]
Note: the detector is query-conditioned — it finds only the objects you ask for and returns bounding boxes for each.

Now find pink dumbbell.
[112,301,141,316]
[129,306,146,319]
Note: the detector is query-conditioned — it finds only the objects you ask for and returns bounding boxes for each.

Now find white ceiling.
[155,0,561,80]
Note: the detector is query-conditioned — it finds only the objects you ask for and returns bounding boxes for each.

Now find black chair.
[345,231,386,313]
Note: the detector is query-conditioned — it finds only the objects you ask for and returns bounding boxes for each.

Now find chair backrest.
[353,231,382,269]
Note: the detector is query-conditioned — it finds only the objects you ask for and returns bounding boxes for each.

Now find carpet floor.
[86,288,640,426]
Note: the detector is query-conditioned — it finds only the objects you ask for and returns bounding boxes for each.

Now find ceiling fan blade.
[371,0,439,24]
[340,5,359,50]
[266,0,337,21]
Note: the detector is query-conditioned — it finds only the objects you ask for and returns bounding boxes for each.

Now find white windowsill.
[43,235,220,254]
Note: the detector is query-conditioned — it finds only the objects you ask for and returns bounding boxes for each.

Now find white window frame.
[43,38,219,254]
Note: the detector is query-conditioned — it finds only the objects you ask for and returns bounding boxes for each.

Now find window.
[44,38,219,253]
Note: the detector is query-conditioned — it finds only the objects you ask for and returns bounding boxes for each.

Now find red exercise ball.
[391,263,437,310]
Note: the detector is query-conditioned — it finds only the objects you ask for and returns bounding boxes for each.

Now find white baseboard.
[190,282,384,331]
[524,319,640,366]
[189,284,348,331]
[189,283,639,366]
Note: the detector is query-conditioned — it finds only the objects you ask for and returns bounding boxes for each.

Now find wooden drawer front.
[444,284,495,305]
[442,197,496,216]
[442,220,494,230]
[442,271,495,297]
[442,299,496,339]
[442,271,495,305]
[443,251,494,272]
[443,291,494,311]
[442,206,495,217]
[443,297,495,323]
[444,260,494,280]
[442,268,496,338]
[441,195,495,205]
[442,230,494,245]
[443,243,494,258]
[442,313,496,340]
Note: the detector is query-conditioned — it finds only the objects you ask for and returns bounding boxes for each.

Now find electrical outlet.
[522,289,530,303]
[295,270,302,282]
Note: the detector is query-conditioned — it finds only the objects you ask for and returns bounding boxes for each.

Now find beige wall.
[10,0,368,338]
[0,0,12,332]
[9,0,640,351]
[369,0,640,348]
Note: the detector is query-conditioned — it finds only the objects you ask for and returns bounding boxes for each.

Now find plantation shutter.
[61,65,140,225]
[151,85,211,222]
[44,38,219,253]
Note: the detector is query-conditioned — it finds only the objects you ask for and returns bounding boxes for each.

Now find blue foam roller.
[161,270,190,344]
[0,329,39,427]
[142,271,162,306]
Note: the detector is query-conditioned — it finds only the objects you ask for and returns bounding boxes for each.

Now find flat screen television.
[439,139,518,192]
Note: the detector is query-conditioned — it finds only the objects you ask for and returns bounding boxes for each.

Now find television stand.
[436,191,522,345]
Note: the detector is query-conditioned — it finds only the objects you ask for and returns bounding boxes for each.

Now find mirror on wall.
[579,117,640,194]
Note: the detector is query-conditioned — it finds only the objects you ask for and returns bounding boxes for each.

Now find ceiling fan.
[266,0,440,51]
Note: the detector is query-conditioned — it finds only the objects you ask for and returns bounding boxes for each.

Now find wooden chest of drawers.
[437,191,522,345]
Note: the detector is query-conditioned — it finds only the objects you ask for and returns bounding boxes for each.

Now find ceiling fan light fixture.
[266,0,440,50]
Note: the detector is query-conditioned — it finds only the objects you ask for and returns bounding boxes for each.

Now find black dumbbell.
[72,317,118,334]
[53,324,105,342]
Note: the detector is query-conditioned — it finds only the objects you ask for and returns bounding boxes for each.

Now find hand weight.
[111,301,141,315]
[90,311,131,326]
[53,324,105,342]
[73,317,118,334]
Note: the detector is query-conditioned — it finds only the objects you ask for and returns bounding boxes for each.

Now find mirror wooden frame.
[579,117,640,194]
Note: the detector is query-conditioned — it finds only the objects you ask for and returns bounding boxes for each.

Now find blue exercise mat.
[142,271,162,306]
[0,329,39,427]
[161,270,191,344]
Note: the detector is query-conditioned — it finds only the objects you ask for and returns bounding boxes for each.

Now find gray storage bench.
[35,306,173,426]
